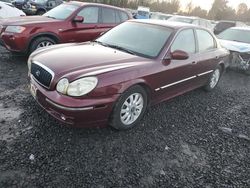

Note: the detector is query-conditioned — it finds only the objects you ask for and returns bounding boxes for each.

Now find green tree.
[208,0,228,20]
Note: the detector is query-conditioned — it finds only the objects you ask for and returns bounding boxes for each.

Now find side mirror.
[73,16,84,23]
[171,50,189,60]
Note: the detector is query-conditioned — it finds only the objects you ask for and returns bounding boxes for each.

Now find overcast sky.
[180,0,250,11]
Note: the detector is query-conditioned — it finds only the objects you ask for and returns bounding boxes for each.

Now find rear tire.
[204,66,222,91]
[29,37,56,54]
[109,85,148,130]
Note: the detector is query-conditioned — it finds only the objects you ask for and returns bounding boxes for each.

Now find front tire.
[110,85,148,130]
[204,66,222,91]
[29,37,56,54]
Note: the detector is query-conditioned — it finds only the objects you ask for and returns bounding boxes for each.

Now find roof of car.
[171,15,199,20]
[130,19,197,29]
[229,26,250,31]
[68,1,127,11]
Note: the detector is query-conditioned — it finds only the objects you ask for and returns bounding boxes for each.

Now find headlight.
[56,77,98,97]
[67,77,98,97]
[56,78,69,94]
[5,26,26,33]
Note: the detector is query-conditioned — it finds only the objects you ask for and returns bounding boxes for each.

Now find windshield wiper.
[105,44,136,55]
[92,40,108,47]
[93,41,136,55]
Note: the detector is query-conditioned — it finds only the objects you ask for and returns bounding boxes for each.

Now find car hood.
[31,42,150,79]
[0,16,59,26]
[219,39,250,53]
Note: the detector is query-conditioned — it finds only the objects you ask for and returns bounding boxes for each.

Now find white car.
[0,2,25,18]
[218,27,250,74]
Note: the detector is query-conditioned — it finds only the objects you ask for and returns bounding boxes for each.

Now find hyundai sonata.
[28,20,229,130]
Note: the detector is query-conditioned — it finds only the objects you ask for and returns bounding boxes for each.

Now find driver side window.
[171,29,196,54]
[77,7,99,24]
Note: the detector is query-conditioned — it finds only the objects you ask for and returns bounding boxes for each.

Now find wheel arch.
[118,79,153,105]
[28,33,60,51]
[218,61,225,73]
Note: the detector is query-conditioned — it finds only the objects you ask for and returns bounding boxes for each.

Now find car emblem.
[36,70,40,77]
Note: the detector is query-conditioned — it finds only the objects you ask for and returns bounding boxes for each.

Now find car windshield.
[95,22,172,58]
[43,4,78,20]
[218,28,250,44]
[168,16,193,24]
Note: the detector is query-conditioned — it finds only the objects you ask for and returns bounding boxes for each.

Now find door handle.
[192,61,197,64]
[215,56,219,59]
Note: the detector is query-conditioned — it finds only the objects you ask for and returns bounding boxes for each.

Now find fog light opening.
[60,115,66,121]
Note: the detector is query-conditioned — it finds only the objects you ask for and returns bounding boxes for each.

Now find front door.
[62,6,102,43]
[154,29,200,102]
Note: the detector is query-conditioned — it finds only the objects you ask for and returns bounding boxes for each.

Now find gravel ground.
[0,46,249,187]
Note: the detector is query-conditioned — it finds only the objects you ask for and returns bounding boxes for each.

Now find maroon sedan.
[28,20,229,130]
[0,1,131,54]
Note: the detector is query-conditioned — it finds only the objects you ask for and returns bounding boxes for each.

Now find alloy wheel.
[210,69,220,88]
[120,93,144,125]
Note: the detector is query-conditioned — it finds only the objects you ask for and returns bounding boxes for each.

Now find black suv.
[14,0,63,15]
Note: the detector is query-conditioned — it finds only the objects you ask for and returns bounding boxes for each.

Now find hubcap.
[37,41,54,49]
[120,93,144,125]
[210,69,220,88]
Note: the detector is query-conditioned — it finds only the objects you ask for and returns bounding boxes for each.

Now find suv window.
[196,29,215,52]
[101,7,116,23]
[77,7,99,24]
[171,29,196,53]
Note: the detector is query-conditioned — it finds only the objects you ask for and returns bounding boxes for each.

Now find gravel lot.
[0,46,249,187]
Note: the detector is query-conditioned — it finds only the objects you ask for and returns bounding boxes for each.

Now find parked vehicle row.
[13,0,63,15]
[0,1,248,130]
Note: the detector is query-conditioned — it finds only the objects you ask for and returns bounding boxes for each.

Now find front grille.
[31,63,53,88]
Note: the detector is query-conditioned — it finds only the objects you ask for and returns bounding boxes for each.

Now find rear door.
[193,28,220,86]
[98,7,119,34]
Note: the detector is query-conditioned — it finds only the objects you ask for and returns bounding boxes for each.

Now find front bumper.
[1,32,27,53]
[30,77,120,128]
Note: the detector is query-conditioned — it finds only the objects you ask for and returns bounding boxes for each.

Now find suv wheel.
[30,37,56,54]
